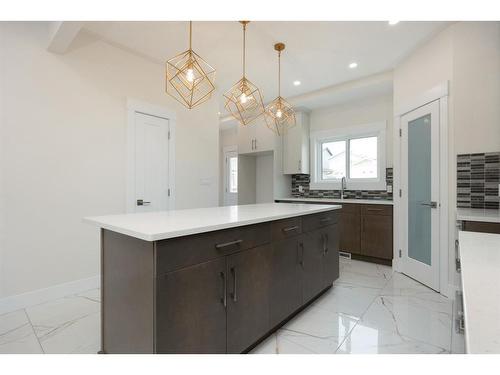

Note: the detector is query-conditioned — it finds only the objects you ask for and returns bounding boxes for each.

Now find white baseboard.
[0,275,100,315]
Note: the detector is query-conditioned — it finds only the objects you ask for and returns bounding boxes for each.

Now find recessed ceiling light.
[293,80,301,86]
[388,21,400,25]
[349,62,358,69]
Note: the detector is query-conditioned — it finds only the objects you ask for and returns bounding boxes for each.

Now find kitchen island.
[85,203,341,354]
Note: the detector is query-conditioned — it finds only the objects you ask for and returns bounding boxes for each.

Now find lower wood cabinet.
[360,214,393,260]
[462,220,500,234]
[269,237,302,327]
[338,203,393,263]
[226,244,273,354]
[156,258,227,354]
[101,211,340,354]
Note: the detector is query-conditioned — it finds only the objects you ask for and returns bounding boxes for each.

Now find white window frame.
[310,122,387,191]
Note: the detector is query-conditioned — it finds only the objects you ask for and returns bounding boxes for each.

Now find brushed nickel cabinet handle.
[230,267,237,302]
[220,271,227,308]
[320,217,332,223]
[215,239,243,250]
[282,225,299,233]
[298,242,305,268]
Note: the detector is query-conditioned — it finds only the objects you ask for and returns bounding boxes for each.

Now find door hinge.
[168,188,171,197]
[399,189,402,197]
[399,249,402,258]
[399,128,402,137]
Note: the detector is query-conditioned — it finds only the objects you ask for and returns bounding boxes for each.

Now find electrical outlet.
[387,185,393,193]
[298,185,304,193]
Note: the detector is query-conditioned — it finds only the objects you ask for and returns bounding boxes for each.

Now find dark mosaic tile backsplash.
[291,168,393,200]
[457,152,500,209]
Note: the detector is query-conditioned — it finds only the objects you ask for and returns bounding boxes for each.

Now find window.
[310,122,386,190]
[228,156,238,193]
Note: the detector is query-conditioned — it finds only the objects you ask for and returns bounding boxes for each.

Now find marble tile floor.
[0,258,458,354]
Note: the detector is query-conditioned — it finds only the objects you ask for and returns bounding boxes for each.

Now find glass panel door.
[400,99,440,291]
[408,114,432,265]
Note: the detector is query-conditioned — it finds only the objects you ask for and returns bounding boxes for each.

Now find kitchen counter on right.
[458,231,500,353]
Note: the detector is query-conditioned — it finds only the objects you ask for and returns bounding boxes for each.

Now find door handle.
[230,267,237,302]
[215,239,243,250]
[420,201,438,208]
[282,225,299,233]
[298,242,304,268]
[220,271,227,308]
[323,233,329,255]
[136,199,151,206]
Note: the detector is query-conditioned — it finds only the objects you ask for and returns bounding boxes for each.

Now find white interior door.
[134,112,170,212]
[223,147,238,206]
[400,100,440,291]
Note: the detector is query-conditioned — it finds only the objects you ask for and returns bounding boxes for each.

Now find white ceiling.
[82,21,448,114]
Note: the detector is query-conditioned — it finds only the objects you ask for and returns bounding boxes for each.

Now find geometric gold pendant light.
[223,21,265,126]
[265,42,296,135]
[165,21,216,109]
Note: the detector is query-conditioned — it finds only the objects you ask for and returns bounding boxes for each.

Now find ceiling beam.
[47,22,83,54]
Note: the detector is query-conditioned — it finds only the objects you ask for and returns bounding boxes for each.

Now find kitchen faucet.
[341,176,347,199]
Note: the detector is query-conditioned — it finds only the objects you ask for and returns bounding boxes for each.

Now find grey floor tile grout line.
[23,308,45,354]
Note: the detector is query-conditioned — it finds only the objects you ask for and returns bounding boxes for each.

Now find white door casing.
[400,100,440,291]
[126,99,175,213]
[223,146,238,206]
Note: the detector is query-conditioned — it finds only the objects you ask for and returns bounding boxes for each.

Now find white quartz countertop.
[276,197,394,206]
[456,208,500,223]
[84,203,341,242]
[458,231,500,354]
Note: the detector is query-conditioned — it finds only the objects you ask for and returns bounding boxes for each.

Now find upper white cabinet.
[237,117,276,154]
[283,111,310,174]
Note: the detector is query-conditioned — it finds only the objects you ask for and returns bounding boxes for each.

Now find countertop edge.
[275,197,394,206]
[84,204,342,242]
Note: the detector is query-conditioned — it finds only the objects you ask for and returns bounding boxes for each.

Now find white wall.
[310,94,394,166]
[0,23,219,299]
[453,22,500,154]
[393,21,500,292]
[256,153,274,203]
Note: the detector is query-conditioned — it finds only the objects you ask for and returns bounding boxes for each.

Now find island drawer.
[302,211,339,232]
[271,217,302,241]
[155,222,271,274]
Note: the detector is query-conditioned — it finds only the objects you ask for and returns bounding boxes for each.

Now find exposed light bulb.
[293,80,301,86]
[349,62,358,69]
[240,93,248,104]
[276,109,283,118]
[186,68,195,82]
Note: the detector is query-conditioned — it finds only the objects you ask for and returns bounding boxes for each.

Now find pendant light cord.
[189,21,192,50]
[242,22,246,78]
[278,50,281,97]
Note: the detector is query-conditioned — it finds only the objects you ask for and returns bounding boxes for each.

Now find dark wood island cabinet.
[91,206,340,354]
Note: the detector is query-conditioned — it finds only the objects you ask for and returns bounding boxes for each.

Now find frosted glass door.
[408,114,432,265]
[400,99,440,291]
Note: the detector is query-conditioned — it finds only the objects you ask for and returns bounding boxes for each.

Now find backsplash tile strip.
[457,152,500,209]
[291,168,393,200]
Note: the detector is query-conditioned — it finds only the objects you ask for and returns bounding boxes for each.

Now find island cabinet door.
[322,224,340,288]
[226,244,273,354]
[301,229,326,303]
[156,257,227,354]
[269,237,302,328]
